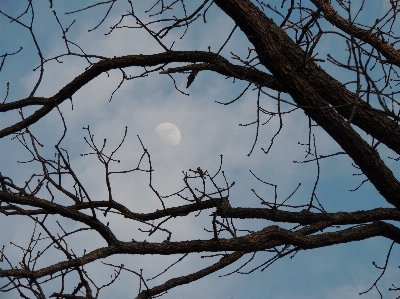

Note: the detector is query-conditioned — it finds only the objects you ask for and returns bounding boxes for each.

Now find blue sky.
[1,1,399,298]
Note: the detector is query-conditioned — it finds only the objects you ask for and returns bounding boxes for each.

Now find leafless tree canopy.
[1,0,400,298]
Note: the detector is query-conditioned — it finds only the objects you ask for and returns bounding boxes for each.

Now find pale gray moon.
[155,123,181,146]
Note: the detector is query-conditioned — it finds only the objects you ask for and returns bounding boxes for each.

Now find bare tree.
[1,0,400,298]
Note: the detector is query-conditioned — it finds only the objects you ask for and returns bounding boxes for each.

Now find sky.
[0,1,399,299]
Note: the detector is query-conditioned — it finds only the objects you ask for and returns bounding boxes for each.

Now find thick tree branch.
[0,51,233,137]
[0,191,117,245]
[160,63,289,92]
[2,49,400,164]
[2,221,399,280]
[213,0,400,209]
[0,197,225,221]
[310,0,400,66]
[5,195,400,226]
[217,205,400,225]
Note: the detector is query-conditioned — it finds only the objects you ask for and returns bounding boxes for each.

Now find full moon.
[155,123,181,146]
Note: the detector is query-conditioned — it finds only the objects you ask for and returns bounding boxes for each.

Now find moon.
[155,123,181,146]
